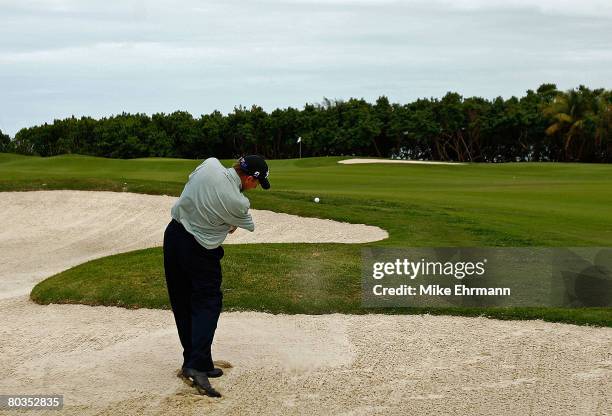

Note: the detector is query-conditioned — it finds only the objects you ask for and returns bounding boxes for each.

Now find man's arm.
[220,197,255,232]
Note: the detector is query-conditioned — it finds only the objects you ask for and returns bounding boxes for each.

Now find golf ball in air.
[314,197,320,203]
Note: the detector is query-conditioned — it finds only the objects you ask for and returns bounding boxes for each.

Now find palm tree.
[593,91,612,161]
[543,86,604,161]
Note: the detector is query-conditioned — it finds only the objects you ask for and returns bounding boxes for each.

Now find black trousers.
[163,219,224,371]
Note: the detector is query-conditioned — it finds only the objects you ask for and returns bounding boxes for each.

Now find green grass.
[2,153,611,325]
[30,246,611,327]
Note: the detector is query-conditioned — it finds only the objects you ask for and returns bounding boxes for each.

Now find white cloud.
[252,0,612,17]
[0,0,610,136]
[439,0,612,17]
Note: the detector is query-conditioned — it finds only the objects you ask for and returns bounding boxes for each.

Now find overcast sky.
[1,0,611,136]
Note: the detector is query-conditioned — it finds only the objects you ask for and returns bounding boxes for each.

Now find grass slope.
[2,153,611,325]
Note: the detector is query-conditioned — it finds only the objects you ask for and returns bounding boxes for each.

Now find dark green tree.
[0,129,12,153]
[9,85,611,162]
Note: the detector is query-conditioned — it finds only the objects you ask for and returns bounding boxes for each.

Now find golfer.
[163,155,270,397]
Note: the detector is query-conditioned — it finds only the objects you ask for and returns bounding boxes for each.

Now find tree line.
[2,84,610,162]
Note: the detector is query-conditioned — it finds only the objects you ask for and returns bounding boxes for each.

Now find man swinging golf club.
[163,155,270,397]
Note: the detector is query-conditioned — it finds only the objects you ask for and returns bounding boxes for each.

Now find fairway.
[1,152,611,325]
[2,153,612,248]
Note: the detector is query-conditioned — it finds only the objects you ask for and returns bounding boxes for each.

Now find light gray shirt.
[171,157,255,249]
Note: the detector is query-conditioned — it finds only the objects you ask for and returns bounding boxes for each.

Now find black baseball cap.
[239,155,270,189]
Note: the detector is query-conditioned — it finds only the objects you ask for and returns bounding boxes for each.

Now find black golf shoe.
[179,368,222,398]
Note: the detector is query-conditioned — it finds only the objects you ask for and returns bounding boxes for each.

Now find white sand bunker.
[0,190,610,415]
[226,209,388,244]
[0,191,386,298]
[339,158,466,165]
